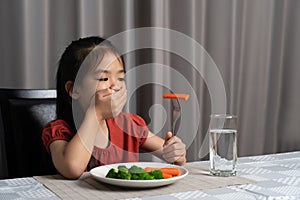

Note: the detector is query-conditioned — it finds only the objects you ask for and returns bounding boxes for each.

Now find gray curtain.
[1,0,300,162]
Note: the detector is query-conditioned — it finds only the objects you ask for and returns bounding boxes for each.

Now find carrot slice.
[162,173,173,179]
[163,93,189,100]
[160,168,181,176]
[144,167,181,176]
[144,167,157,173]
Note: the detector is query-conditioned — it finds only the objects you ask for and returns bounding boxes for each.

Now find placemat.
[34,163,255,200]
[0,177,59,200]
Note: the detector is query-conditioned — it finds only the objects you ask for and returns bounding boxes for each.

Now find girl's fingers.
[111,88,127,116]
[173,156,186,165]
[163,136,181,147]
[162,136,186,164]
[163,156,184,164]
[97,88,112,97]
[93,87,127,119]
[162,146,186,164]
[165,132,172,141]
[113,97,126,116]
[163,145,186,156]
[115,89,127,103]
[163,149,185,158]
[163,153,185,164]
[112,87,127,100]
[111,89,126,107]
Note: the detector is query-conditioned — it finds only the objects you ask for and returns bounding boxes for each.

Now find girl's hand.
[162,132,186,165]
[92,87,127,121]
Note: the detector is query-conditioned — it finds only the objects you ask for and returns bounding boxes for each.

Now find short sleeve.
[42,119,75,153]
[129,113,149,146]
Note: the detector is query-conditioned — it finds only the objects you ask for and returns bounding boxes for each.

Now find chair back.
[0,89,56,178]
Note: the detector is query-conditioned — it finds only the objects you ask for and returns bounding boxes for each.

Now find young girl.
[42,36,186,179]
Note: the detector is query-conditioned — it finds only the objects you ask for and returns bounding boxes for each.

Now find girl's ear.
[65,81,80,99]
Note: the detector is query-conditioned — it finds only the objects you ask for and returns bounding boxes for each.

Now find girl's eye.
[118,77,125,81]
[97,78,108,81]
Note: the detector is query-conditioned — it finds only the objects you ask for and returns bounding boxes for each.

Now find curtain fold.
[1,0,300,161]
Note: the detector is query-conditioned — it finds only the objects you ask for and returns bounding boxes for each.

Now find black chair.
[0,89,56,179]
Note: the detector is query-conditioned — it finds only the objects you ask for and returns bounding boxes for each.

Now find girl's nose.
[109,77,116,87]
[109,84,116,90]
[109,77,120,91]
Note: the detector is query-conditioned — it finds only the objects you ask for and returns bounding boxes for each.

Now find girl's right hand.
[92,87,127,121]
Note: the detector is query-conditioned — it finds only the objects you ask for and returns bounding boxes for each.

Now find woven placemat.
[34,163,255,200]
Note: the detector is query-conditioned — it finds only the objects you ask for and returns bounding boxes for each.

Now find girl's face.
[76,52,126,111]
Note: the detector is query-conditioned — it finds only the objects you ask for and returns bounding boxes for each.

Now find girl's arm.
[141,131,186,165]
[49,88,127,179]
[49,108,100,179]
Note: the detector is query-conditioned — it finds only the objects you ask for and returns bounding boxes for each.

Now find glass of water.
[209,114,237,176]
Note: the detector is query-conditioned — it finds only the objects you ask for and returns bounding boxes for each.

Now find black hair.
[56,36,124,131]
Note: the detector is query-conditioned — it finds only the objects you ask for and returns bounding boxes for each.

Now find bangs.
[75,45,125,83]
[88,46,125,73]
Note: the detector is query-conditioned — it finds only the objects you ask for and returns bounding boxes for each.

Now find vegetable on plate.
[105,165,181,180]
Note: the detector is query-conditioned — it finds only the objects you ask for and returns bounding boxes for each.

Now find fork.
[163,93,189,136]
[171,98,181,136]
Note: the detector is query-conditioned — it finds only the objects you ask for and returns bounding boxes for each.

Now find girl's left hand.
[162,132,186,165]
[93,87,127,120]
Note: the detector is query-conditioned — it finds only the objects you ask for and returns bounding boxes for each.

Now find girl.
[42,36,186,179]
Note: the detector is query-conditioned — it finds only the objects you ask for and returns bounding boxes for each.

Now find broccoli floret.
[106,165,161,180]
[130,172,152,180]
[106,167,131,180]
[131,172,144,180]
[131,173,141,180]
[129,165,146,174]
[149,170,163,179]
[106,168,119,178]
[143,173,155,180]
[117,170,131,180]
[118,165,129,174]
[129,166,149,180]
[114,166,131,180]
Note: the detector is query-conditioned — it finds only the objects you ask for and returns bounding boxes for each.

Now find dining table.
[1,151,300,200]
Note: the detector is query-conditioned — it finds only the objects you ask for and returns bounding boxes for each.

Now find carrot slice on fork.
[163,93,190,100]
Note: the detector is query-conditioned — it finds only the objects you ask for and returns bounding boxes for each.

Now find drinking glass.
[209,114,237,176]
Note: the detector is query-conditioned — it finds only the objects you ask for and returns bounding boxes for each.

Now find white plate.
[90,162,188,188]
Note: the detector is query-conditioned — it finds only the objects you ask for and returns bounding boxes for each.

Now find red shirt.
[42,112,149,170]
